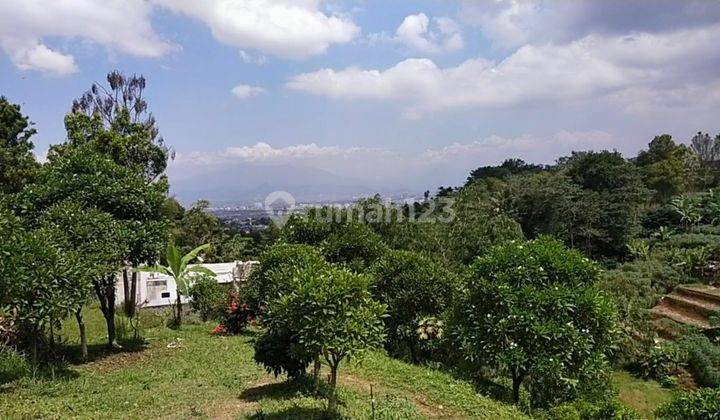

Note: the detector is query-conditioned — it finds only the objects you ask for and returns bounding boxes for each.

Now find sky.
[1,0,720,202]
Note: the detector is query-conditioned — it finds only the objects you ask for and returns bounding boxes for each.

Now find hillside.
[0,308,526,419]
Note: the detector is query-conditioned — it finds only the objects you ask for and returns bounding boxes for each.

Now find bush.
[655,388,720,419]
[638,342,687,383]
[0,346,29,384]
[189,275,225,321]
[370,250,458,363]
[321,222,388,272]
[212,291,253,335]
[253,329,312,379]
[678,334,720,388]
[243,243,327,312]
[451,237,619,407]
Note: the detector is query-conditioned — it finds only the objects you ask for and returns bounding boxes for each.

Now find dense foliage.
[452,237,619,407]
[655,387,720,420]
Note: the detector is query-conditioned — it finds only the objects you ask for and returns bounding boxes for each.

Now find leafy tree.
[690,131,720,188]
[38,201,126,359]
[370,250,458,363]
[141,243,215,327]
[266,267,385,411]
[20,146,167,346]
[321,222,388,272]
[466,158,543,185]
[561,150,649,259]
[243,242,328,312]
[636,135,696,201]
[254,329,313,380]
[451,237,618,406]
[447,180,524,264]
[0,97,40,195]
[50,71,172,320]
[0,210,82,365]
[188,275,225,322]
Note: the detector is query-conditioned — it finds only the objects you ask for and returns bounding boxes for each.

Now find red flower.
[211,323,228,335]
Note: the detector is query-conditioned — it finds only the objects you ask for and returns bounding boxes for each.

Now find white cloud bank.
[154,0,359,60]
[288,23,720,117]
[0,0,171,75]
[169,130,622,188]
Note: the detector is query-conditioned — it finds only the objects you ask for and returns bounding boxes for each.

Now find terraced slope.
[650,285,720,330]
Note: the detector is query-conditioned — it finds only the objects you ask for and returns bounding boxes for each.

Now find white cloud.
[0,0,171,75]
[288,24,720,116]
[169,131,623,189]
[394,13,463,53]
[231,84,266,99]
[154,0,359,60]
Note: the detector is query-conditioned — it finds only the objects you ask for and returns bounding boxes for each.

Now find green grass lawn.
[0,307,526,419]
[612,371,674,419]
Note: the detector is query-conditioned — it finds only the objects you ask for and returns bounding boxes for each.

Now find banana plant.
[140,243,215,327]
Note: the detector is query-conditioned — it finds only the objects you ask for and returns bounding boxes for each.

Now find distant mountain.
[168,162,412,206]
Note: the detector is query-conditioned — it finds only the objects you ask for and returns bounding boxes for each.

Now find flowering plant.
[211,291,254,335]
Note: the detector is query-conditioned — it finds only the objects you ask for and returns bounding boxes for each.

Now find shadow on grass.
[247,407,341,420]
[61,338,148,366]
[241,376,318,402]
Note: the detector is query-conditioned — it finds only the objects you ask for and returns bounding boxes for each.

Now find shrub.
[655,388,720,419]
[213,291,253,335]
[638,342,687,383]
[321,222,388,272]
[0,346,29,384]
[370,250,458,363]
[189,275,225,321]
[451,237,619,407]
[253,329,312,379]
[242,243,327,312]
[678,334,720,388]
[266,267,386,411]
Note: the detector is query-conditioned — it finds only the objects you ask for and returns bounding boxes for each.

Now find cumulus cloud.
[154,0,359,60]
[461,0,720,49]
[231,84,266,99]
[288,23,720,116]
[394,13,463,53]
[0,0,171,75]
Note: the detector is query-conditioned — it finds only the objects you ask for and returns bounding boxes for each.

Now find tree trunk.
[328,363,339,412]
[175,291,182,327]
[122,268,139,318]
[510,368,524,404]
[408,338,419,365]
[94,276,118,348]
[313,357,321,395]
[75,308,88,361]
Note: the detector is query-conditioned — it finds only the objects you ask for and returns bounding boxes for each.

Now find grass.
[612,370,674,419]
[0,306,526,419]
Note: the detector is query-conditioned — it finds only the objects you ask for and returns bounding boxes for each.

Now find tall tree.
[0,97,40,195]
[635,135,696,201]
[50,71,172,321]
[690,131,720,188]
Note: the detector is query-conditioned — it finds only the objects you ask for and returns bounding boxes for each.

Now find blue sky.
[2,1,720,201]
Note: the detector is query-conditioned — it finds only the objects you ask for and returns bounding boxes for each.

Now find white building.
[116,261,258,308]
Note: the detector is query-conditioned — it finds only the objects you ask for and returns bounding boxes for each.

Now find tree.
[690,131,720,188]
[451,237,618,407]
[50,71,172,321]
[370,250,458,363]
[0,97,40,195]
[0,210,82,366]
[466,158,543,185]
[20,145,167,347]
[635,135,696,201]
[266,267,385,411]
[655,388,720,419]
[38,202,126,359]
[561,150,649,259]
[141,243,215,327]
[321,222,388,272]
